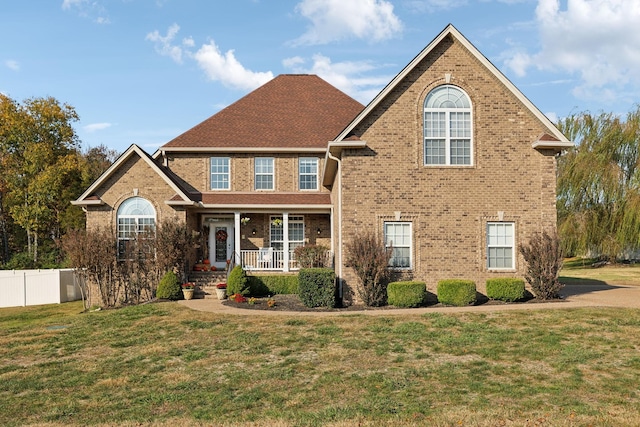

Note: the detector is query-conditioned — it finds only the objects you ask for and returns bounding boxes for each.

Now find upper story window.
[424,85,472,166]
[116,197,156,259]
[255,157,274,190]
[210,157,230,190]
[299,157,318,190]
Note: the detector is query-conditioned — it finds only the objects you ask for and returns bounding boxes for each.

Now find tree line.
[0,94,118,268]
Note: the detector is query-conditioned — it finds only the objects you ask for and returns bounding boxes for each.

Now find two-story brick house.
[73,25,571,302]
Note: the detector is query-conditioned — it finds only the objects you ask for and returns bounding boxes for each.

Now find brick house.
[73,25,571,302]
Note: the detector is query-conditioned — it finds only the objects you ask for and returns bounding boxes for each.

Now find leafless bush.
[62,227,120,308]
[345,231,392,307]
[519,230,564,300]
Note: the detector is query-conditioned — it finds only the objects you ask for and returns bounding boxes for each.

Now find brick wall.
[338,35,561,299]
[85,155,185,231]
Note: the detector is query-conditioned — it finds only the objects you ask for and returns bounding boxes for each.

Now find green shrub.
[227,266,249,296]
[437,279,477,306]
[486,278,525,302]
[298,268,336,308]
[247,275,299,296]
[156,271,181,300]
[387,281,426,307]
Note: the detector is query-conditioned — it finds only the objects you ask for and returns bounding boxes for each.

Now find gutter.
[327,151,344,300]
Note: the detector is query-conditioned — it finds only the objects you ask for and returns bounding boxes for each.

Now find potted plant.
[182,282,196,300]
[215,283,227,300]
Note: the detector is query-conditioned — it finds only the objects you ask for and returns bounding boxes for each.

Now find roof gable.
[334,24,570,144]
[72,144,194,206]
[162,74,364,152]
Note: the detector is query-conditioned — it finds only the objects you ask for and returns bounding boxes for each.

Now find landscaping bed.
[221,289,556,312]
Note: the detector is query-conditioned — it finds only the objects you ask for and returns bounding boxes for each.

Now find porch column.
[283,212,289,272]
[234,212,241,267]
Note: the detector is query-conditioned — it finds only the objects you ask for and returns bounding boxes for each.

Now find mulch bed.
[221,291,563,312]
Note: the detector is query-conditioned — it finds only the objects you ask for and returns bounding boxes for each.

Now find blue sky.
[2,0,639,154]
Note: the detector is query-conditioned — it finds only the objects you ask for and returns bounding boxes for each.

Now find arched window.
[423,85,472,165]
[116,197,156,259]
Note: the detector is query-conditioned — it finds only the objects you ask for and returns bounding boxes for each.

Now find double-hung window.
[424,85,472,166]
[255,158,274,190]
[487,222,515,269]
[210,157,230,190]
[270,216,305,253]
[384,222,412,268]
[299,157,318,190]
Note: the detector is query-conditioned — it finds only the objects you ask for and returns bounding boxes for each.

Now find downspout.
[327,151,343,299]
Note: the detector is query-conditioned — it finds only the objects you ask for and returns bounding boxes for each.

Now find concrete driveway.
[178,282,640,316]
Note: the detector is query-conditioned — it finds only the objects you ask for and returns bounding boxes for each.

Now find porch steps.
[189,271,227,299]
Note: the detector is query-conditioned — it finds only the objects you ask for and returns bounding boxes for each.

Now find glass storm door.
[209,223,234,270]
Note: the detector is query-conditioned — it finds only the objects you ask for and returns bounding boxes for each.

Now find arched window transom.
[424,85,473,166]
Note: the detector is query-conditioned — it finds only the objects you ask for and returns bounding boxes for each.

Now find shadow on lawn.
[559,277,622,297]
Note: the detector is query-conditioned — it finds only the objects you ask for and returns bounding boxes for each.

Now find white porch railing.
[241,249,333,271]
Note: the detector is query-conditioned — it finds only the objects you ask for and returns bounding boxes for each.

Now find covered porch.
[195,211,333,273]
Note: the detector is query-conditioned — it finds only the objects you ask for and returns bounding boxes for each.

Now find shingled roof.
[162,74,364,151]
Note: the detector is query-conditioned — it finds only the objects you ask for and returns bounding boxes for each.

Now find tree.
[0,94,82,263]
[557,108,640,260]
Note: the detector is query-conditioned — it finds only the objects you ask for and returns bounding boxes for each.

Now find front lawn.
[1,301,640,426]
[560,257,640,286]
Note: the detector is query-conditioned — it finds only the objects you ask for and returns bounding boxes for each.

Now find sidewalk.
[178,283,640,316]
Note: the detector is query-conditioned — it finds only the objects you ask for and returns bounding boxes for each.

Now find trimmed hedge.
[387,281,426,307]
[247,275,299,296]
[156,271,181,300]
[227,266,250,296]
[437,279,477,306]
[486,278,525,302]
[298,268,336,308]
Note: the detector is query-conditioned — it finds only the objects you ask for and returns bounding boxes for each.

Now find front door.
[209,222,234,271]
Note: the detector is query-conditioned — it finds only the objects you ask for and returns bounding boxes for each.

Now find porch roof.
[173,192,332,209]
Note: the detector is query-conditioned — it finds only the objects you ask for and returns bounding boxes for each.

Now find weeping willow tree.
[557,107,640,261]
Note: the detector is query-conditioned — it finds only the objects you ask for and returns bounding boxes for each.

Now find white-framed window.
[210,157,230,190]
[384,222,412,268]
[117,197,156,259]
[299,157,318,190]
[424,85,472,166]
[270,216,304,253]
[487,222,515,269]
[255,158,274,190]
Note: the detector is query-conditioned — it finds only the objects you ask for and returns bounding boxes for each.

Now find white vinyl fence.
[0,269,81,308]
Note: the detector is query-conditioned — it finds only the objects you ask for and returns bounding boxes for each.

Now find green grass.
[560,257,640,286]
[1,301,640,426]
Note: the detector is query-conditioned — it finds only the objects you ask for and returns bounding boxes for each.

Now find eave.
[322,140,367,187]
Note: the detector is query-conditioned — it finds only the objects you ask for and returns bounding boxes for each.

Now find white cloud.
[61,0,84,10]
[61,0,110,24]
[504,0,640,102]
[5,60,19,71]
[147,25,273,92]
[146,24,186,63]
[292,0,402,45]
[84,122,112,132]
[194,41,274,91]
[405,0,468,13]
[283,54,391,103]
